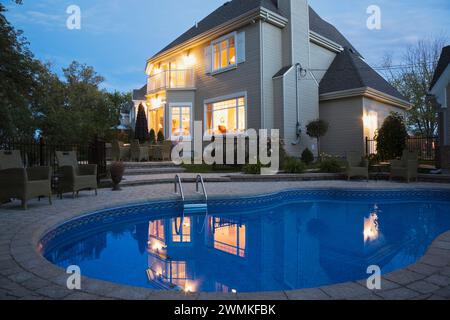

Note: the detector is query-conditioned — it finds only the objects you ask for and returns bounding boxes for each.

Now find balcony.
[147,69,195,94]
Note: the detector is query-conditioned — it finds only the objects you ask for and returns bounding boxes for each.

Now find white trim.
[145,7,287,71]
[320,87,412,110]
[168,102,193,141]
[211,31,238,74]
[203,91,248,138]
[309,31,344,54]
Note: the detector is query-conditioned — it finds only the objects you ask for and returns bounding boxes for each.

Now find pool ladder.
[174,175,209,234]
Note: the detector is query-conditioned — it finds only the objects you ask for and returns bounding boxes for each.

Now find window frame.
[168,102,193,141]
[203,92,248,138]
[210,32,238,74]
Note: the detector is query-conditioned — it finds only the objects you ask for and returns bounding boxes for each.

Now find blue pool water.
[41,189,450,293]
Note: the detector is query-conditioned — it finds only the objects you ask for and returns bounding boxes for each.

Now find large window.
[170,104,191,139]
[206,95,246,135]
[212,34,236,72]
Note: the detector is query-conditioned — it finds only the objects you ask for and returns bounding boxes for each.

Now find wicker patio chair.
[111,140,130,161]
[55,151,98,198]
[155,141,173,161]
[346,151,369,181]
[130,140,149,162]
[0,150,52,209]
[390,150,419,183]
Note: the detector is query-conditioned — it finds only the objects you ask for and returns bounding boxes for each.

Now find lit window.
[172,217,191,242]
[212,34,236,72]
[210,217,246,257]
[170,105,191,139]
[206,96,246,135]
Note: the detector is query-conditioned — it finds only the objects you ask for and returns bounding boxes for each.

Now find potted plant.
[110,162,125,191]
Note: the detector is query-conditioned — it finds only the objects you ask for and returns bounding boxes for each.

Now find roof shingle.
[319,48,408,102]
[430,45,450,90]
[151,1,360,60]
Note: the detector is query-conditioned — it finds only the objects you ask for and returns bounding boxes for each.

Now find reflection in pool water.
[43,194,450,293]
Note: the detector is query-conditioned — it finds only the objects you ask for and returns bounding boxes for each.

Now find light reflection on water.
[44,200,450,293]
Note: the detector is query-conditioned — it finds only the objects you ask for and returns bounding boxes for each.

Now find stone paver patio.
[1,180,450,300]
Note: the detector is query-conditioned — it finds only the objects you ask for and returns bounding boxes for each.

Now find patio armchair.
[390,150,419,182]
[346,151,369,181]
[155,141,173,161]
[112,140,130,161]
[0,150,52,209]
[130,140,149,162]
[56,151,98,198]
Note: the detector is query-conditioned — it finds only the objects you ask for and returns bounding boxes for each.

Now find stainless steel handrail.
[174,174,185,201]
[195,175,208,202]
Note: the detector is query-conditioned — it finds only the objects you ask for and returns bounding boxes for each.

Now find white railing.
[147,69,195,93]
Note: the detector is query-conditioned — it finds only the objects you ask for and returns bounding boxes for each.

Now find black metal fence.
[0,137,107,188]
[365,136,438,161]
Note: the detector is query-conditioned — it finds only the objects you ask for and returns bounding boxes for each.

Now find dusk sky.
[4,0,450,93]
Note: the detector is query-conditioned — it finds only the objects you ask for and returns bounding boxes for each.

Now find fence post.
[39,137,45,166]
[365,137,369,156]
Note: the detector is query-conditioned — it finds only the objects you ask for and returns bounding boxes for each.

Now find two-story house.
[131,0,410,157]
[430,45,450,170]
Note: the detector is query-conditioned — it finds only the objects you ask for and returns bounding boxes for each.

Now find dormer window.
[212,33,237,72]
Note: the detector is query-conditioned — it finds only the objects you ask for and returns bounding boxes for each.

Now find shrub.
[149,129,156,144]
[375,112,408,160]
[134,104,149,143]
[301,148,314,165]
[319,158,343,173]
[283,157,305,174]
[306,119,329,156]
[157,130,165,143]
[243,162,262,174]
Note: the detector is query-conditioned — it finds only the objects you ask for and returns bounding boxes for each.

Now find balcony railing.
[147,69,195,94]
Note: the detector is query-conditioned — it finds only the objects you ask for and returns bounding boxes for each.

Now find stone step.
[124,167,186,176]
[99,176,231,189]
[109,161,179,169]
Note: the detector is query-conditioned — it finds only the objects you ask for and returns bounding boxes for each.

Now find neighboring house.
[132,0,410,157]
[430,45,450,170]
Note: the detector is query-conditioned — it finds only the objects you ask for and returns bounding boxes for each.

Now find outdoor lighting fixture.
[183,51,196,67]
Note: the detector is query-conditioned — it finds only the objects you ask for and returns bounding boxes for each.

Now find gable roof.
[152,0,280,59]
[132,84,147,101]
[320,48,408,102]
[430,45,450,90]
[150,1,360,61]
[308,8,360,57]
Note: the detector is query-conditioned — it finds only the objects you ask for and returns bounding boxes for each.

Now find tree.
[134,104,149,143]
[0,1,39,140]
[149,129,156,144]
[306,119,329,157]
[382,37,447,137]
[375,112,408,160]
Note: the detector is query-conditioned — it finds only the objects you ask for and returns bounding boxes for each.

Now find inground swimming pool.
[40,189,450,293]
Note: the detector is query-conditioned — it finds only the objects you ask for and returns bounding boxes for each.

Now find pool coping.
[4,185,450,300]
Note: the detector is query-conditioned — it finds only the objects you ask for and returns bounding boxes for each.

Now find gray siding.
[273,77,285,137]
[191,22,262,132]
[319,97,364,157]
[261,21,283,129]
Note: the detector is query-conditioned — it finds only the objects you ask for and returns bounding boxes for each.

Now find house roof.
[308,8,360,57]
[132,84,147,101]
[319,48,408,102]
[430,45,450,90]
[150,1,360,60]
[273,65,293,79]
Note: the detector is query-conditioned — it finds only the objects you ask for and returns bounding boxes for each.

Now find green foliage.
[283,157,305,174]
[306,119,329,155]
[319,158,343,173]
[134,104,149,143]
[149,129,156,144]
[375,112,408,160]
[242,162,262,174]
[0,5,129,143]
[301,148,314,165]
[157,130,165,143]
[382,38,446,136]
